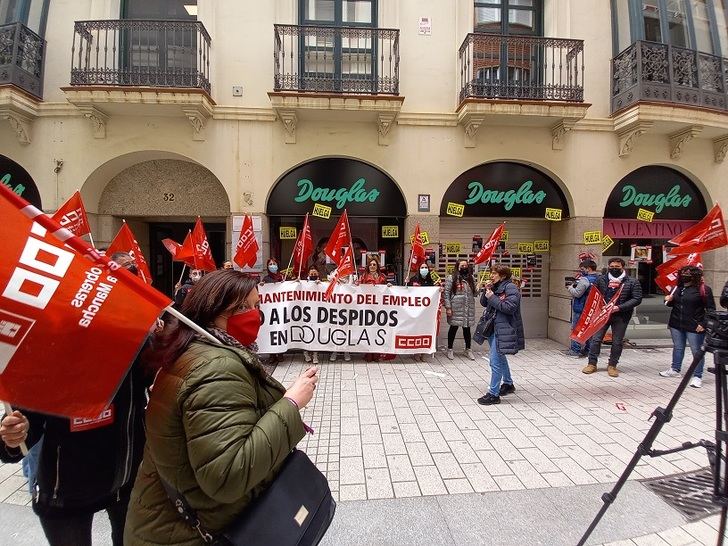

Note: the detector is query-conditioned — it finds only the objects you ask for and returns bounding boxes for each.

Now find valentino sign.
[441,162,568,218]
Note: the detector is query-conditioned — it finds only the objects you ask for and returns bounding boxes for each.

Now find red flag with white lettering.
[474,223,505,265]
[668,204,728,255]
[570,285,623,344]
[51,191,91,238]
[655,253,703,293]
[233,215,259,269]
[162,238,182,259]
[0,183,171,418]
[173,231,198,269]
[191,218,217,272]
[107,221,153,284]
[325,246,356,300]
[324,210,352,266]
[409,223,426,271]
[293,214,314,276]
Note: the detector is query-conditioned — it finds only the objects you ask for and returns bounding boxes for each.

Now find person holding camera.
[582,258,642,377]
[566,260,599,357]
[659,266,715,388]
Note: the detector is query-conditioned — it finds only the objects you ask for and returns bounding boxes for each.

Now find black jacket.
[721,280,728,309]
[408,273,438,287]
[667,284,715,332]
[594,274,643,319]
[0,361,149,516]
[174,279,194,309]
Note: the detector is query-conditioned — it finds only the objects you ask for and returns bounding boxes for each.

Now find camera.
[705,310,728,352]
[564,276,576,288]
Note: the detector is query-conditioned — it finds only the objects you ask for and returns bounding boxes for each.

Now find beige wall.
[3,0,727,342]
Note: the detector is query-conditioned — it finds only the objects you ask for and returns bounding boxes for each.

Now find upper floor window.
[301,0,376,26]
[612,0,728,56]
[122,0,197,20]
[0,0,48,35]
[474,0,542,35]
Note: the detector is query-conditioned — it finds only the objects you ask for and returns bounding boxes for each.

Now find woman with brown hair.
[444,259,477,360]
[358,256,393,361]
[125,270,319,545]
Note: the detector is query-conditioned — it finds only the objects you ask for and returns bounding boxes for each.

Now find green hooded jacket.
[124,340,306,546]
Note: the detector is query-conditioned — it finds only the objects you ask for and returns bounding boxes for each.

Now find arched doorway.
[0,154,42,209]
[602,165,708,338]
[92,157,230,296]
[267,157,407,281]
[439,161,571,337]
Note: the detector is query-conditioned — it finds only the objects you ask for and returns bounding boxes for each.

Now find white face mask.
[419,268,429,277]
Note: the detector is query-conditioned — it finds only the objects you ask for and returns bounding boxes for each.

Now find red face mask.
[226,308,262,346]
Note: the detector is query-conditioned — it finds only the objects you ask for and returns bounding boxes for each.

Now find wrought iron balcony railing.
[611,40,728,113]
[458,33,584,103]
[273,24,399,95]
[70,20,211,93]
[0,22,45,99]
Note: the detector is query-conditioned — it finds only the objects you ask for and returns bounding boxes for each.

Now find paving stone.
[386,454,416,482]
[413,465,447,496]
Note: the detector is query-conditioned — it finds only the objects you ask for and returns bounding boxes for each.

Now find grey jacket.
[480,280,525,355]
[444,275,476,327]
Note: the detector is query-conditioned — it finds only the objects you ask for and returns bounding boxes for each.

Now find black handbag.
[159,449,336,546]
[473,308,496,345]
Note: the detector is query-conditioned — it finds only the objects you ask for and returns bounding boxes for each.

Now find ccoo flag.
[0,183,171,418]
[570,285,623,345]
[325,246,356,301]
[473,224,505,265]
[409,223,426,271]
[51,191,91,238]
[668,204,728,255]
[107,221,153,284]
[324,210,352,266]
[191,218,217,272]
[233,215,259,269]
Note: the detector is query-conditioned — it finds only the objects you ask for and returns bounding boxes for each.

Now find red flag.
[107,222,153,284]
[293,214,313,275]
[173,231,198,269]
[409,223,426,270]
[191,218,217,272]
[570,285,623,344]
[51,191,91,238]
[655,253,703,293]
[668,204,728,255]
[161,238,182,259]
[233,215,259,269]
[325,246,356,300]
[324,211,352,265]
[474,224,505,265]
[0,183,171,418]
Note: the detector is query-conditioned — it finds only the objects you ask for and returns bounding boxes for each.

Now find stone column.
[87,213,122,249]
[548,216,604,345]
[404,214,440,269]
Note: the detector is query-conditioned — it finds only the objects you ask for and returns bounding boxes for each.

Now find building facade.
[1,0,727,343]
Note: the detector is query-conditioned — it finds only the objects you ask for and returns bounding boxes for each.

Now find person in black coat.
[583,258,642,377]
[477,265,524,406]
[720,279,728,309]
[659,266,715,388]
[173,268,202,309]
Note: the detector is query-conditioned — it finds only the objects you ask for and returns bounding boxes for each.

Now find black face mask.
[609,268,623,277]
[459,268,469,275]
[309,275,319,281]
[680,275,692,283]
[126,265,139,276]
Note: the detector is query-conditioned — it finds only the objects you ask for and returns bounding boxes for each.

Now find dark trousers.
[588,313,629,367]
[38,493,128,546]
[448,326,471,349]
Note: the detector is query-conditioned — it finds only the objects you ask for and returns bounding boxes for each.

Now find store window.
[474,0,542,35]
[612,0,725,56]
[0,0,48,36]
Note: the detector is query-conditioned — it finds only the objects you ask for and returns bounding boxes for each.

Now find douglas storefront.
[602,165,708,337]
[267,157,407,282]
[439,161,570,337]
[1,154,42,209]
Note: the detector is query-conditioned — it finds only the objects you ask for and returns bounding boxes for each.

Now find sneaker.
[465,349,476,361]
[303,351,312,363]
[447,349,454,360]
[344,352,352,362]
[499,383,516,396]
[607,365,619,378]
[330,352,338,362]
[582,364,597,374]
[659,368,681,378]
[690,376,703,388]
[477,393,501,405]
[312,353,319,365]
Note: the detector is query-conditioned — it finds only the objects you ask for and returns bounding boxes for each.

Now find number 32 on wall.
[163,193,175,202]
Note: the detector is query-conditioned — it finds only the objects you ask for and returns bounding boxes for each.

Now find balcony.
[269,24,403,145]
[62,19,214,140]
[611,41,728,159]
[456,33,588,148]
[0,22,45,99]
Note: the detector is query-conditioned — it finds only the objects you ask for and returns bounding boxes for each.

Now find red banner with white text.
[570,285,623,344]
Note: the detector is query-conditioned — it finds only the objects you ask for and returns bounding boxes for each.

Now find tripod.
[578,344,728,546]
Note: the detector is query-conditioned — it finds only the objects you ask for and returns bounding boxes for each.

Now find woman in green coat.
[125,270,319,545]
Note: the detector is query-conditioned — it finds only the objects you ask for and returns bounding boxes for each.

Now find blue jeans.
[488,333,513,396]
[670,327,705,378]
[570,310,591,354]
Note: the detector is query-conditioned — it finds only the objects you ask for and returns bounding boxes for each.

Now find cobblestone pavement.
[0,339,722,544]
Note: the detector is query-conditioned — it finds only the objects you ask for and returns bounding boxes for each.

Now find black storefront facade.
[439,161,571,338]
[1,154,42,209]
[602,165,708,337]
[267,157,407,282]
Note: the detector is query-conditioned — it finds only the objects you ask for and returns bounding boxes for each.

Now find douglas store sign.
[440,162,569,217]
[0,155,41,209]
[268,157,406,217]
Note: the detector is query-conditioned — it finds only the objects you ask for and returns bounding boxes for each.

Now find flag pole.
[165,307,222,346]
[1,402,28,455]
[177,264,187,287]
[88,233,96,249]
[285,229,299,280]
[297,213,308,280]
